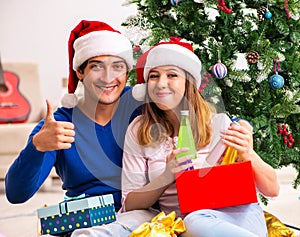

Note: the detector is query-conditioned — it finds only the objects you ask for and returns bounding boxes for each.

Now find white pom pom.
[132,83,147,101]
[61,93,78,108]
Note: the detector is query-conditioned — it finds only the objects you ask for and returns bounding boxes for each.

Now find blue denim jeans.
[182,203,267,237]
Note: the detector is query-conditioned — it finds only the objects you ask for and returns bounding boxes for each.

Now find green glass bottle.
[176,110,196,170]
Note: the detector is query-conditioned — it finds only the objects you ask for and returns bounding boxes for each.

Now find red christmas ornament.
[217,0,232,14]
[199,71,211,93]
[133,45,141,52]
[284,0,291,19]
[277,124,294,148]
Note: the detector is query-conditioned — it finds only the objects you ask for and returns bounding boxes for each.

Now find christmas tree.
[122,0,300,190]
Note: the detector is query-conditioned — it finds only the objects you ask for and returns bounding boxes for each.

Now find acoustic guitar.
[0,57,31,123]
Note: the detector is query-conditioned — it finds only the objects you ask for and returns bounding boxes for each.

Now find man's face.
[79,55,128,105]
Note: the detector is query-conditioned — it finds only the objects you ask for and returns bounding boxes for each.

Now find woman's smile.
[156,91,172,98]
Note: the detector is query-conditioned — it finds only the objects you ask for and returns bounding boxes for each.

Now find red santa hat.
[136,37,201,85]
[62,20,134,108]
[133,37,202,100]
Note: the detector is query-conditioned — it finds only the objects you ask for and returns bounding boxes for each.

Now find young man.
[5,20,155,236]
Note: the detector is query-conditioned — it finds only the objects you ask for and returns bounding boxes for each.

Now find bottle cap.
[180,110,189,116]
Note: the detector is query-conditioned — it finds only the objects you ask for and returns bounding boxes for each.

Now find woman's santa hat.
[62,20,134,108]
[141,37,202,87]
[132,37,202,101]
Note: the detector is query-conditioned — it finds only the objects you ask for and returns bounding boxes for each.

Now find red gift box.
[175,161,258,214]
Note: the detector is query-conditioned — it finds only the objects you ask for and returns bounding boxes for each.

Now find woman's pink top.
[121,113,231,217]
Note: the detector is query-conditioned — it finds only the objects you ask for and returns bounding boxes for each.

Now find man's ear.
[76,70,84,80]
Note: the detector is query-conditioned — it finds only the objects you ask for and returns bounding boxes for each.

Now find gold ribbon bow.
[129,211,186,237]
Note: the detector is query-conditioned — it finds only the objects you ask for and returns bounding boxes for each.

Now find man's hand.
[33,100,75,152]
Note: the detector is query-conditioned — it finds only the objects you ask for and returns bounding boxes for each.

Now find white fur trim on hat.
[61,93,78,108]
[73,30,133,70]
[144,44,202,88]
[132,83,147,101]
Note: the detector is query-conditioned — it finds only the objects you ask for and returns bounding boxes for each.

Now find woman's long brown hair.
[136,72,212,150]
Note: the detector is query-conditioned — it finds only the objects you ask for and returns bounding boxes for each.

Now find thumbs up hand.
[33,100,75,152]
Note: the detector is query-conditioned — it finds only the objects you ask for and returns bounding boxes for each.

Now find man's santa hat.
[132,36,202,101]
[62,20,134,108]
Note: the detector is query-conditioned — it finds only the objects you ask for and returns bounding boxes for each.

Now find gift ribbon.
[284,0,291,19]
[273,59,281,74]
[129,211,186,237]
[60,193,88,213]
[64,193,86,201]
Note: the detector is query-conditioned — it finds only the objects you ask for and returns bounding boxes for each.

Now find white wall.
[0,0,137,107]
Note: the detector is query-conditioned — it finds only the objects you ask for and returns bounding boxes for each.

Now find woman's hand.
[221,119,254,161]
[124,148,194,211]
[163,148,194,183]
[222,119,280,197]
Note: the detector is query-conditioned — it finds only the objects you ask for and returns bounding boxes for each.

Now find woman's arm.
[124,171,172,211]
[244,149,279,197]
[222,119,280,197]
[122,121,192,212]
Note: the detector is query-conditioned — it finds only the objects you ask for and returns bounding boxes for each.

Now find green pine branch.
[123,0,300,190]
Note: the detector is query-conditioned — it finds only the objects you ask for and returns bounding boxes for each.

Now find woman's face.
[147,65,186,111]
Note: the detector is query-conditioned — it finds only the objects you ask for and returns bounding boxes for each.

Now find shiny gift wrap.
[264,211,297,237]
[129,211,186,237]
[221,146,237,165]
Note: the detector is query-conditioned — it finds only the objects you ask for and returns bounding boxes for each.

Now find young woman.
[121,38,279,237]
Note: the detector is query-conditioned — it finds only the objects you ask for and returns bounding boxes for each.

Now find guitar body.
[0,71,31,123]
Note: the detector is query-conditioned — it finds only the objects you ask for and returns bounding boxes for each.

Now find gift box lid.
[37,194,114,218]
